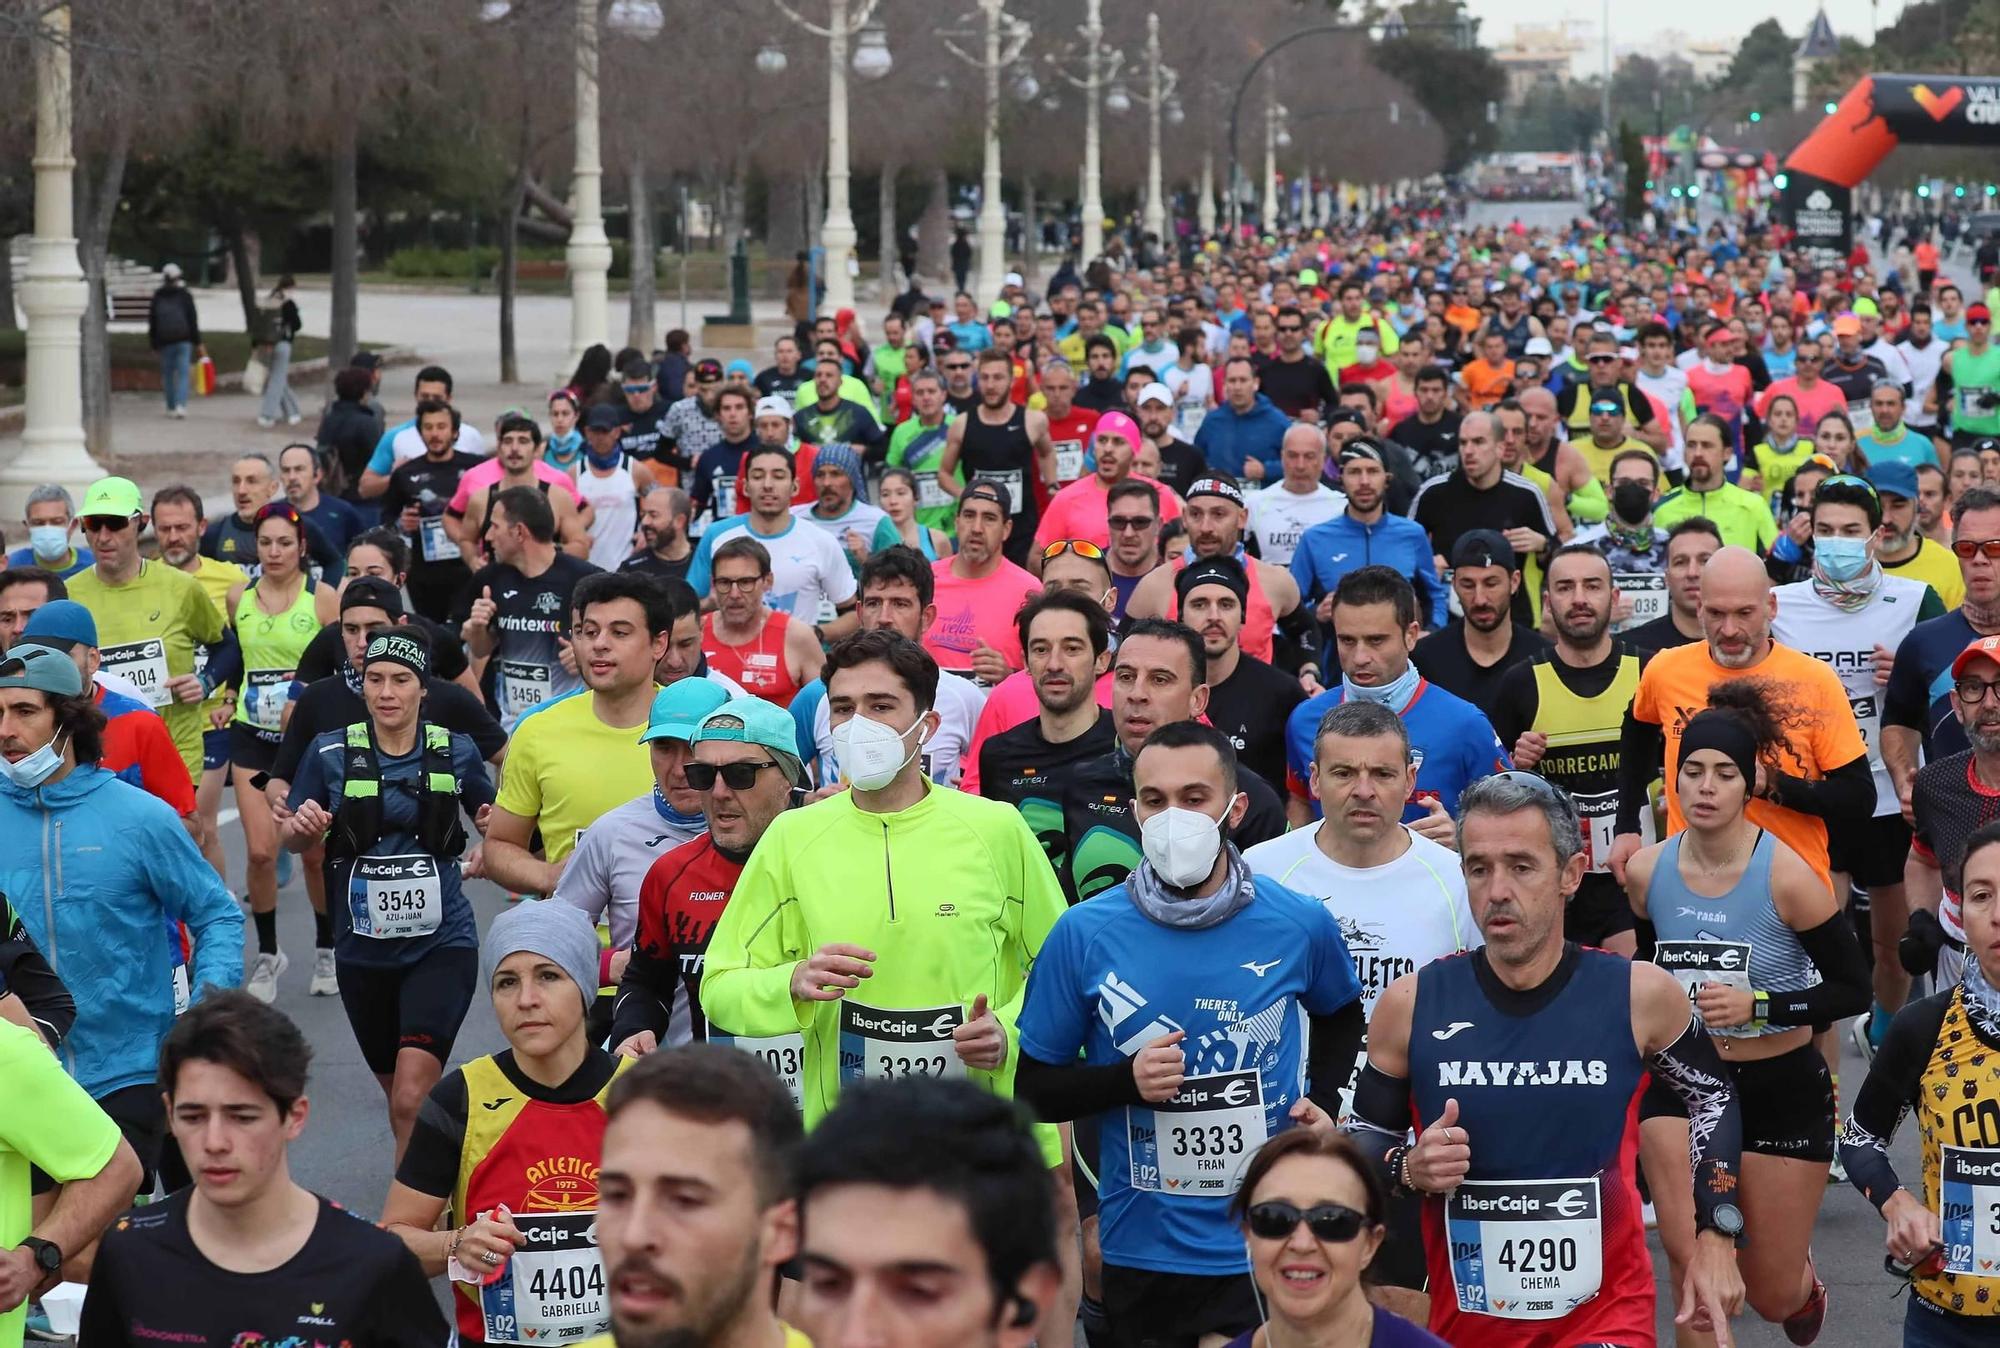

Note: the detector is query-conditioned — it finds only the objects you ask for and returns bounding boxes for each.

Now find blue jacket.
[1289,512,1447,636]
[1193,394,1290,478]
[1,764,242,1098]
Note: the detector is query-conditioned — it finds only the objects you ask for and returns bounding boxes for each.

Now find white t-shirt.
[1633,365,1690,470]
[1160,362,1216,439]
[805,669,986,788]
[792,500,887,558]
[389,420,486,467]
[1246,483,1347,567]
[701,516,858,624]
[1898,337,1946,429]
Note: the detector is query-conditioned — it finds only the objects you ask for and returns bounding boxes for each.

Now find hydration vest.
[330,721,467,861]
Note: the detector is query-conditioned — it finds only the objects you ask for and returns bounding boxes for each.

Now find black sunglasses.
[1245,1201,1370,1243]
[81,515,134,532]
[684,759,785,792]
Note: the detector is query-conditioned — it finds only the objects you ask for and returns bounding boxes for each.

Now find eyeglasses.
[1042,539,1105,562]
[1107,515,1157,533]
[712,575,765,592]
[1586,354,1619,364]
[1953,538,2000,560]
[1245,1201,1371,1244]
[684,759,786,792]
[81,515,134,532]
[1956,676,2000,705]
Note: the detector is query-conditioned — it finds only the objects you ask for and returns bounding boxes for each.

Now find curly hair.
[1703,677,1809,776]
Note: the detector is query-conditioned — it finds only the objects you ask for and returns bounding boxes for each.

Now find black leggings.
[336,944,480,1076]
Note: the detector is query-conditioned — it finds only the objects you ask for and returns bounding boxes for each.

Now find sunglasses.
[1953,539,2000,560]
[1819,473,1879,501]
[1042,539,1105,562]
[82,515,135,532]
[1107,515,1157,532]
[684,759,786,792]
[1971,318,1993,326]
[943,361,973,371]
[1586,354,1619,364]
[621,382,653,395]
[1245,1201,1371,1244]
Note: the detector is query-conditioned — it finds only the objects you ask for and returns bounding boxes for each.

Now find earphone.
[1245,1240,1269,1327]
[1008,1293,1037,1328]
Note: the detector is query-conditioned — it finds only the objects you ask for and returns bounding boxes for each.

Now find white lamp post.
[940,0,1031,304]
[564,0,615,374]
[1133,12,1178,245]
[2,1,92,514]
[1046,0,1121,265]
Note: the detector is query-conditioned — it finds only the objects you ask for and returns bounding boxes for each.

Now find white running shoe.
[310,948,337,997]
[1849,1013,1876,1065]
[247,949,288,1003]
[1642,1200,1658,1230]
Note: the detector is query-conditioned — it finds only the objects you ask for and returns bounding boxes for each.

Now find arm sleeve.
[1647,1011,1745,1234]
[1761,913,1870,1026]
[1615,706,1665,836]
[1766,752,1875,822]
[1344,1062,1413,1153]
[204,626,243,692]
[608,866,677,1048]
[1567,475,1608,525]
[1015,1049,1145,1121]
[1307,999,1366,1116]
[1838,994,1946,1211]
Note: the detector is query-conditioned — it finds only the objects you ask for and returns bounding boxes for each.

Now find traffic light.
[1748,111,1762,123]
[1987,184,1998,197]
[1688,184,1702,198]
[1918,184,1932,197]
[1956,185,1968,198]
[1670,186,1684,198]
[1644,179,1655,190]
[1773,172,1789,190]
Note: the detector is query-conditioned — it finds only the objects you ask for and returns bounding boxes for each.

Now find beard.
[608,1233,762,1348]
[1556,607,1610,646]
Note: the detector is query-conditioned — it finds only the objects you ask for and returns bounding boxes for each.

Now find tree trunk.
[329,113,359,368]
[877,161,897,290]
[78,123,132,457]
[0,241,19,333]
[226,224,259,331]
[918,167,950,283]
[523,176,574,232]
[627,158,656,352]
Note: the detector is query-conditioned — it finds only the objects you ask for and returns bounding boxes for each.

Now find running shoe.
[310,947,337,997]
[1828,1149,1847,1186]
[1782,1259,1827,1345]
[246,949,288,1003]
[1848,1012,1875,1065]
[1642,1200,1658,1230]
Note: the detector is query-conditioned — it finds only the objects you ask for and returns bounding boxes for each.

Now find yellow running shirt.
[494,690,658,866]
[68,559,225,782]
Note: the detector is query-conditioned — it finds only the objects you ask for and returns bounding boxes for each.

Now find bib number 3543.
[1445,1177,1603,1320]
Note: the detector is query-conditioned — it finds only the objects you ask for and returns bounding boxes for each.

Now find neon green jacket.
[700,780,1067,1133]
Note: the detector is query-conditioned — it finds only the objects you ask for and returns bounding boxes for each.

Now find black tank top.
[959,404,1036,526]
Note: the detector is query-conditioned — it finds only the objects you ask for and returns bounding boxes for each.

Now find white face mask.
[831,711,928,792]
[1137,799,1237,888]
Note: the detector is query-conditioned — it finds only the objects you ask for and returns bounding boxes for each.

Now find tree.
[1619,120,1648,223]
[1361,0,1505,172]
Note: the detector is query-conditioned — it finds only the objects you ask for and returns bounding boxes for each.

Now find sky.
[1460,0,1889,59]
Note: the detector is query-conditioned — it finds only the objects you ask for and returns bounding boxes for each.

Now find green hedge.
[384,242,638,280]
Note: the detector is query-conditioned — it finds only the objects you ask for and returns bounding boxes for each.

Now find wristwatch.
[1701,1203,1745,1242]
[18,1236,60,1278]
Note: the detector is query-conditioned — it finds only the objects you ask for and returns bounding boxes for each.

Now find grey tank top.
[1646,830,1818,1038]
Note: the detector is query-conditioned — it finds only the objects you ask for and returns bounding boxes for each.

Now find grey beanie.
[483,900,600,1013]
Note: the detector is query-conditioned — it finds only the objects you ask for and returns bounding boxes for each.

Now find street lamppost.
[1133,12,1180,245]
[764,0,894,316]
[1,1,92,513]
[1046,0,1121,266]
[565,0,614,373]
[940,0,1032,304]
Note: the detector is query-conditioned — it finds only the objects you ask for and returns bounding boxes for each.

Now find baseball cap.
[1852,296,1880,319]
[79,476,142,519]
[340,576,405,618]
[1449,528,1518,572]
[1003,271,1024,289]
[1866,460,1919,501]
[1969,303,1993,322]
[1174,554,1250,606]
[20,600,97,652]
[693,696,798,760]
[585,403,626,431]
[1298,268,1319,286]
[1831,314,1863,337]
[754,395,794,422]
[1523,336,1553,357]
[639,679,731,745]
[960,479,1014,517]
[1137,382,1173,408]
[990,300,1013,319]
[1953,633,2000,680]
[0,642,83,697]
[694,358,725,381]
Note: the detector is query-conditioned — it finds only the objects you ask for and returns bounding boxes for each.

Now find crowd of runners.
[2,196,2000,1348]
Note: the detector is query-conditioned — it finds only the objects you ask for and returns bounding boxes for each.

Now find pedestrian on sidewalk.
[255,275,304,429]
[147,262,202,419]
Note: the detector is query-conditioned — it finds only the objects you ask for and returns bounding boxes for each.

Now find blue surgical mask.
[0,731,66,790]
[27,525,68,561]
[1814,535,1871,582]
[1343,661,1421,709]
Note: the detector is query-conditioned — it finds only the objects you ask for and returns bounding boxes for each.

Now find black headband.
[363,631,429,679]
[1679,709,1757,785]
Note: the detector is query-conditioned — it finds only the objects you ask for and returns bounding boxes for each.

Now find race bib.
[479,1211,608,1345]
[1174,399,1208,439]
[914,471,953,510]
[1053,439,1085,485]
[837,1002,965,1082]
[347,854,443,939]
[1126,1070,1267,1198]
[500,660,554,719]
[712,477,738,519]
[1654,939,1755,1038]
[1445,1178,1603,1320]
[712,1031,806,1111]
[1846,398,1873,422]
[172,961,190,1017]
[101,638,170,708]
[1574,787,1653,875]
[242,668,292,732]
[975,468,1025,515]
[1612,573,1669,631]
[1850,692,1882,764]
[1958,386,1995,418]
[419,513,456,564]
[1940,1145,2000,1277]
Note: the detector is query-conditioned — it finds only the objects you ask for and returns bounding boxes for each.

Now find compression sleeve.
[1014,1049,1145,1122]
[203,627,243,692]
[1275,604,1322,675]
[607,948,675,1048]
[1307,1000,1365,1116]
[1567,475,1608,525]
[1615,708,1666,836]
[1839,994,1947,1211]
[1343,1062,1413,1157]
[0,922,75,1049]
[1766,752,1875,823]
[1649,1012,1743,1234]
[1761,913,1870,1027]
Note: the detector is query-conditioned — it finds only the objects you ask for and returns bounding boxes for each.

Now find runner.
[383,901,627,1347]
[1869,461,1967,609]
[1626,699,1868,1345]
[449,415,595,564]
[68,476,225,789]
[685,388,759,531]
[356,365,486,499]
[483,572,669,898]
[380,399,483,622]
[1411,530,1551,710]
[572,412,657,573]
[1183,554,1305,791]
[1885,488,2000,797]
[213,503,329,1002]
[8,483,91,579]
[1839,817,2000,1345]
[1487,544,1651,955]
[923,482,1040,681]
[870,466,955,559]
[790,442,885,569]
[278,442,366,570]
[281,628,491,1158]
[620,486,695,582]
[686,446,858,638]
[1410,413,1558,629]
[1345,771,1747,1348]
[1033,411,1183,555]
[938,349,1060,567]
[884,370,958,534]
[1126,476,1310,671]
[609,696,803,1061]
[1014,719,1361,1348]
[457,486,600,731]
[588,1045,809,1348]
[1291,439,1448,656]
[1938,303,2000,449]
[1652,415,1779,553]
[79,992,450,1347]
[700,538,821,709]
[1245,425,1345,568]
[1626,517,1723,655]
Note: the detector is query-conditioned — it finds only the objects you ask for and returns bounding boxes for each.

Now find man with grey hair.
[1409,409,1559,628]
[10,483,92,578]
[1344,769,1747,1347]
[200,454,278,571]
[1245,422,1345,567]
[620,485,694,583]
